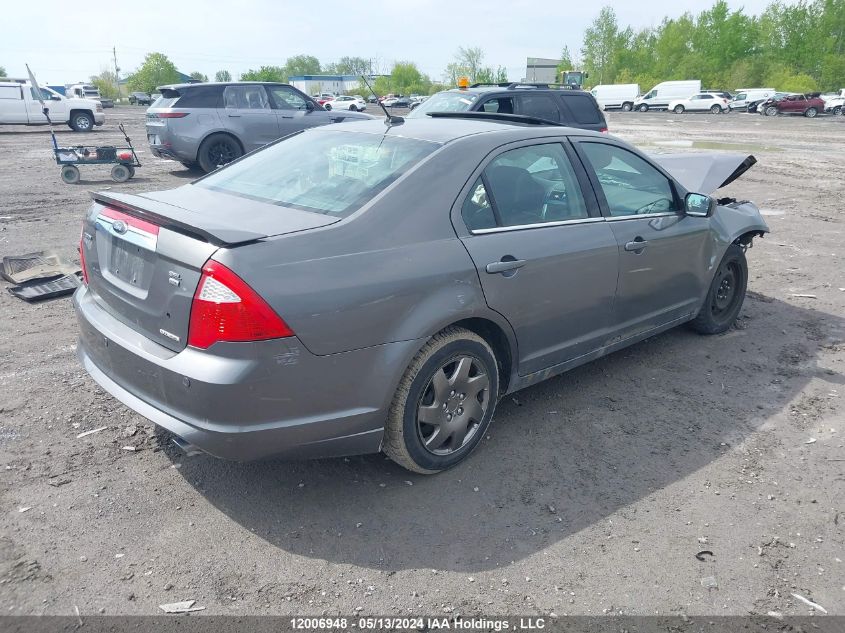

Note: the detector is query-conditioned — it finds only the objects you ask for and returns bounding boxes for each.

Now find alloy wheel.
[207,141,236,166]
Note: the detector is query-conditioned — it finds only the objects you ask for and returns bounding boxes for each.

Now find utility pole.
[112,46,121,100]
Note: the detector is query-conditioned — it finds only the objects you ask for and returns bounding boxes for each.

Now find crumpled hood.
[651,153,757,194]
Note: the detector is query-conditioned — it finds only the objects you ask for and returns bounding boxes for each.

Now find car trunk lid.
[83,188,338,351]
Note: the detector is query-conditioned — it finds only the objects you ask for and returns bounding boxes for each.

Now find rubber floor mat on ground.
[8,274,81,302]
[1,252,80,284]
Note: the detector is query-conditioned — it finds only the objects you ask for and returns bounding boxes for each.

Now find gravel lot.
[0,106,843,618]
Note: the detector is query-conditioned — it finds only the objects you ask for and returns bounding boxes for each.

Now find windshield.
[407,91,479,118]
[196,129,438,217]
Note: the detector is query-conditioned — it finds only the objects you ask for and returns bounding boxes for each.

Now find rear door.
[572,138,711,339]
[455,140,619,375]
[514,93,561,123]
[0,84,27,123]
[221,85,280,151]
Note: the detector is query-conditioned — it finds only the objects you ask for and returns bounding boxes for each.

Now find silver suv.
[146,82,372,172]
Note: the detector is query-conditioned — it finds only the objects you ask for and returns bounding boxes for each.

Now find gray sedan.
[74,115,768,473]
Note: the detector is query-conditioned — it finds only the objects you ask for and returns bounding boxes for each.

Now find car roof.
[157,81,292,90]
[307,116,605,145]
[440,86,594,97]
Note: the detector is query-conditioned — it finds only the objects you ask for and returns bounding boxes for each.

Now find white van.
[590,84,640,111]
[729,88,775,111]
[633,80,701,111]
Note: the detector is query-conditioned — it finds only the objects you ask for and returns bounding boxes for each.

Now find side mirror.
[305,100,315,111]
[50,95,61,101]
[685,192,714,217]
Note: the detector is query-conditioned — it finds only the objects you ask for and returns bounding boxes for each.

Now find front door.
[220,85,280,151]
[266,84,327,136]
[456,141,619,375]
[573,139,711,340]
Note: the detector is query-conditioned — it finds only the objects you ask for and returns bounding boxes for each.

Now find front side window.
[579,142,678,217]
[479,97,515,114]
[196,130,437,217]
[267,85,308,110]
[462,143,588,231]
[223,85,270,110]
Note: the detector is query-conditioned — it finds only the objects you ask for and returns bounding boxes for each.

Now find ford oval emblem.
[112,220,128,235]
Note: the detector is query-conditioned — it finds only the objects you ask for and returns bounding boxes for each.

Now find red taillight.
[187,260,293,349]
[157,112,189,118]
[600,127,609,133]
[79,225,89,285]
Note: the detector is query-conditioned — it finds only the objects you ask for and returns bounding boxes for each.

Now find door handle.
[280,115,293,119]
[624,238,649,252]
[486,259,526,274]
[228,113,241,118]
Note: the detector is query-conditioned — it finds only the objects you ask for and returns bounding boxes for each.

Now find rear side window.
[196,130,437,217]
[223,85,270,110]
[516,94,560,122]
[562,94,603,124]
[176,86,223,108]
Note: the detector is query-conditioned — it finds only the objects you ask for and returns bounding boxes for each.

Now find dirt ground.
[0,106,843,619]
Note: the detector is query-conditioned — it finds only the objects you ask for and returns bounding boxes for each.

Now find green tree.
[214,70,232,82]
[240,66,286,82]
[326,56,372,76]
[581,7,621,84]
[283,55,321,80]
[189,71,208,82]
[456,46,484,82]
[90,69,119,99]
[126,53,180,94]
[0,65,6,78]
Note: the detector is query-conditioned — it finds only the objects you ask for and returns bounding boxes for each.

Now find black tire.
[621,102,633,112]
[690,244,748,335]
[765,106,778,117]
[710,104,722,113]
[110,164,131,183]
[129,97,136,105]
[69,111,94,132]
[637,103,649,112]
[60,165,80,184]
[349,104,357,111]
[324,103,332,111]
[832,105,842,115]
[126,165,136,179]
[674,105,685,114]
[383,327,499,474]
[197,133,242,173]
[804,107,817,118]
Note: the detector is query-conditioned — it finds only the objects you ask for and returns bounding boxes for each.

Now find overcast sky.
[2,0,785,85]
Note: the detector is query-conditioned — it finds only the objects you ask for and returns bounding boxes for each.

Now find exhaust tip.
[171,435,205,457]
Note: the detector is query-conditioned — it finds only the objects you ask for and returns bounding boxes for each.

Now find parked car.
[822,89,845,115]
[746,92,792,114]
[381,96,399,107]
[669,92,729,114]
[728,88,775,111]
[75,113,767,473]
[760,93,825,117]
[702,90,733,100]
[634,80,701,111]
[129,92,153,106]
[391,96,411,108]
[325,95,367,111]
[590,84,640,111]
[145,81,372,172]
[407,83,608,133]
[0,82,104,131]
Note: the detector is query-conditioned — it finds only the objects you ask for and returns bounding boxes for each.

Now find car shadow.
[169,293,844,572]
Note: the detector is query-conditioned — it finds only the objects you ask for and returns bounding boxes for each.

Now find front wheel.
[765,106,778,117]
[673,105,685,114]
[832,105,842,115]
[804,107,817,118]
[383,327,499,474]
[637,104,649,112]
[110,164,131,182]
[197,134,243,173]
[69,111,94,132]
[60,165,80,184]
[690,244,748,335]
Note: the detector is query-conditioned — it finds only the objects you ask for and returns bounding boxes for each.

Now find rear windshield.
[195,130,438,217]
[407,91,478,118]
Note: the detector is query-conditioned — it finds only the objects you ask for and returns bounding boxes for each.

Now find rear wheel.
[110,164,131,182]
[804,107,817,118]
[621,102,633,112]
[324,103,332,111]
[349,104,358,111]
[832,105,842,115]
[197,134,242,173]
[383,327,499,474]
[710,104,722,113]
[690,244,748,335]
[60,165,80,184]
[69,111,94,132]
[673,105,685,114]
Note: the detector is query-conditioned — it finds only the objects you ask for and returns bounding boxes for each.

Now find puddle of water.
[650,140,782,152]
[759,208,786,216]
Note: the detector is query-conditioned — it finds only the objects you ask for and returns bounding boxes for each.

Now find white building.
[523,58,562,84]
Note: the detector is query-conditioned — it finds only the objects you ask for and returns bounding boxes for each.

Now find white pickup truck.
[0,82,105,131]
[823,88,845,115]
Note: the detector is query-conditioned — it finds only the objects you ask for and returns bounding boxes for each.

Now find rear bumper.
[73,285,418,461]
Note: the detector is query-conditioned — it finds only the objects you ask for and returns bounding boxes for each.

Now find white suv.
[324,95,367,112]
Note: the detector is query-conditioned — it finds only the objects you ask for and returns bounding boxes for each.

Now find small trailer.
[55,122,141,184]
